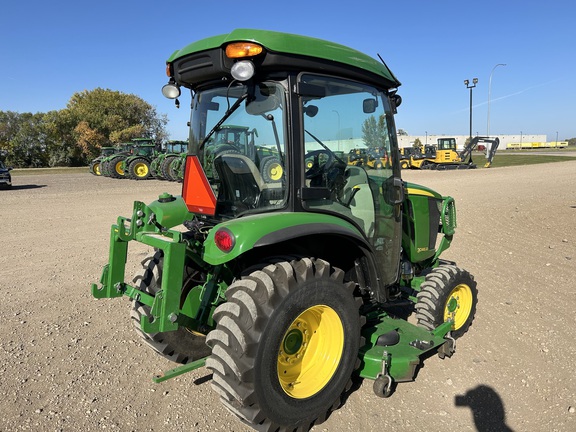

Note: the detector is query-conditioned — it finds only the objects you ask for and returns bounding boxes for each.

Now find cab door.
[298,74,403,287]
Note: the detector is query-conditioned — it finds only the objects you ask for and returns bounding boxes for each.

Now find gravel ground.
[1,161,575,432]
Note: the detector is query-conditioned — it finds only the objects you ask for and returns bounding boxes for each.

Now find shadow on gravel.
[455,384,514,431]
[4,184,47,190]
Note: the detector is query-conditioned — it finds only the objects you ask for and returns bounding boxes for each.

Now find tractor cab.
[178,58,404,289]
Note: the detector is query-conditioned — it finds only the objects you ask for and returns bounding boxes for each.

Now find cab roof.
[167,29,401,88]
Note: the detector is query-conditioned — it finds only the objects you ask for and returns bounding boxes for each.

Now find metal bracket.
[438,332,457,359]
[153,357,207,383]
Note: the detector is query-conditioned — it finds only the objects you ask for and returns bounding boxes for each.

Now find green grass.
[483,153,576,168]
[10,167,89,176]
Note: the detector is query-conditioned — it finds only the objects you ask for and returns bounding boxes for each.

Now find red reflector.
[182,155,216,215]
[214,229,235,252]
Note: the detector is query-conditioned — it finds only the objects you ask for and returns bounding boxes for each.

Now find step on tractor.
[92,29,478,432]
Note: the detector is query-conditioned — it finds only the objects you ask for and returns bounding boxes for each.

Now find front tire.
[89,160,101,175]
[415,265,477,339]
[206,258,363,431]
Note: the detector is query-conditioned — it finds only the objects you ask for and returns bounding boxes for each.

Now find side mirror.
[390,93,402,113]
[384,176,404,205]
[207,101,220,111]
[246,93,280,115]
[363,98,378,113]
[304,105,318,117]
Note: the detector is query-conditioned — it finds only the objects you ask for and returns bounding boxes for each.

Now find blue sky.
[1,0,574,142]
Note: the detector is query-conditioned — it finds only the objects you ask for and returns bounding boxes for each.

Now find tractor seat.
[214,153,282,214]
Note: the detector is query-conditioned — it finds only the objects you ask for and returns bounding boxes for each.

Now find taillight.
[225,42,263,58]
[214,228,235,252]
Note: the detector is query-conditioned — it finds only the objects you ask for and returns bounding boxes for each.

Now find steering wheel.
[304,149,335,181]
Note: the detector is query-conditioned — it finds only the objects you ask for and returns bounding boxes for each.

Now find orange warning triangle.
[182,155,216,215]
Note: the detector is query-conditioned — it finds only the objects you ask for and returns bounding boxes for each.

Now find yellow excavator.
[407,136,499,169]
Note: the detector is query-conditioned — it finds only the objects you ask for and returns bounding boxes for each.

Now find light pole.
[556,131,559,147]
[464,78,478,140]
[425,131,428,144]
[487,64,506,137]
[332,110,340,151]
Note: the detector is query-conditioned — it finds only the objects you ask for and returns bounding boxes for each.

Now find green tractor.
[100,143,134,178]
[92,29,477,431]
[166,151,186,182]
[122,138,159,180]
[89,146,116,176]
[204,124,283,182]
[150,140,188,181]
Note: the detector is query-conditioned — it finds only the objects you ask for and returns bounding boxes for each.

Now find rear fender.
[202,212,366,266]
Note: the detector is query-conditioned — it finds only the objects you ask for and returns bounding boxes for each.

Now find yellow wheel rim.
[94,163,101,175]
[443,284,473,330]
[277,305,343,399]
[268,162,283,181]
[134,163,148,177]
[115,162,124,175]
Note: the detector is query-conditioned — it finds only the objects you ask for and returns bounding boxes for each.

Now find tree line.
[0,88,168,168]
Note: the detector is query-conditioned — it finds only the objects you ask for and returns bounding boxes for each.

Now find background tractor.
[407,136,500,169]
[100,142,134,178]
[89,146,115,176]
[347,147,368,166]
[122,138,159,180]
[92,29,478,432]
[365,147,389,169]
[150,140,188,181]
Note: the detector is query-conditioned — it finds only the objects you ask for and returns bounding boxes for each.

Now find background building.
[398,134,547,150]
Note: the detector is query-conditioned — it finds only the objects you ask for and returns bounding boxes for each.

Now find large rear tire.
[131,250,211,363]
[259,156,283,183]
[161,156,178,181]
[206,258,363,431]
[127,157,151,180]
[415,264,477,339]
[108,155,126,179]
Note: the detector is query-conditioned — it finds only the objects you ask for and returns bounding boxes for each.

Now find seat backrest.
[213,153,264,210]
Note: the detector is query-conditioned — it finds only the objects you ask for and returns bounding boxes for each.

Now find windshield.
[189,82,287,218]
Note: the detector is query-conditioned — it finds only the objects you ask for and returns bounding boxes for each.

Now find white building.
[398,134,547,150]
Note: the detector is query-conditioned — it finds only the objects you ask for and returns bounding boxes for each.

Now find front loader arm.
[91,195,193,333]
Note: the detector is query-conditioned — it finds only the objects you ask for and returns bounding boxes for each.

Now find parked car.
[0,160,13,189]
